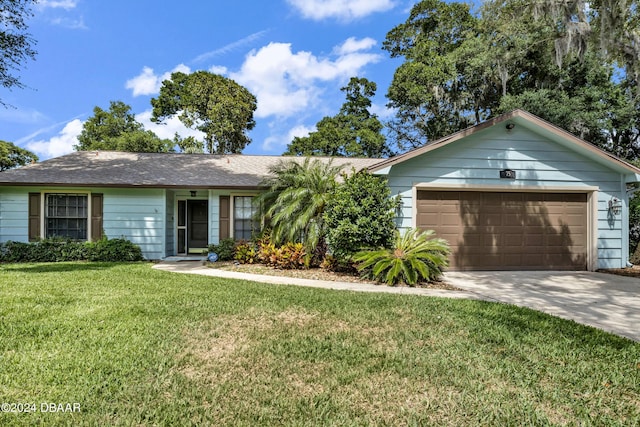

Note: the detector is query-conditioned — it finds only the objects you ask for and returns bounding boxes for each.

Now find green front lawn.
[1,263,638,426]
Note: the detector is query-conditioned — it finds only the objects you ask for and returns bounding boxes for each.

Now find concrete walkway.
[152,261,640,342]
[445,271,640,342]
[152,260,476,299]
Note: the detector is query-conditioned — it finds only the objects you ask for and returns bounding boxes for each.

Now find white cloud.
[262,123,316,151]
[230,39,381,118]
[286,0,395,21]
[370,102,396,120]
[36,0,86,29]
[125,64,191,97]
[136,110,205,141]
[37,0,78,10]
[50,16,87,29]
[334,37,376,55]
[208,65,228,75]
[26,119,83,159]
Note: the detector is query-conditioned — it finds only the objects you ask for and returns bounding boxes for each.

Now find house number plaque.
[500,169,516,179]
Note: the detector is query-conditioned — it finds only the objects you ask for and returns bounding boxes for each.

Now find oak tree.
[0,140,37,171]
[285,77,389,157]
[383,0,640,158]
[75,101,173,153]
[0,0,37,106]
[151,71,257,154]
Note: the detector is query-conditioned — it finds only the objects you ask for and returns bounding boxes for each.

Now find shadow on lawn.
[1,262,128,274]
[467,301,637,349]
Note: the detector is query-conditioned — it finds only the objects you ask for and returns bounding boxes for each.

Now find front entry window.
[45,194,88,240]
[234,196,259,240]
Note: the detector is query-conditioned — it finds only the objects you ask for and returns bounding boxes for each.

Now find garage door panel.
[416,190,588,271]
[504,254,527,265]
[455,233,480,246]
[503,216,524,226]
[564,215,586,226]
[483,213,504,224]
[522,255,545,268]
[503,234,524,246]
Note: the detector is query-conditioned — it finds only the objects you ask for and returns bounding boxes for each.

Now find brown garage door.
[416,191,588,271]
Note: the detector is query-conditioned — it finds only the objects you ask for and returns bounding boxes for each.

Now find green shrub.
[320,254,356,273]
[272,242,307,269]
[0,239,86,262]
[257,240,278,265]
[354,228,450,286]
[0,237,143,262]
[324,170,400,262]
[235,242,258,264]
[86,238,144,261]
[208,238,236,261]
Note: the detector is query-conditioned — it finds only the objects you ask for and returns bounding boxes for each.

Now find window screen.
[45,194,88,240]
[233,196,259,240]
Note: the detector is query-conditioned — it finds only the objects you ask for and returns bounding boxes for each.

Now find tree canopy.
[151,71,257,154]
[383,0,640,159]
[0,0,37,106]
[284,77,389,158]
[0,140,37,171]
[75,101,173,153]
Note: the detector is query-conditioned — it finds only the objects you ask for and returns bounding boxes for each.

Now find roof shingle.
[0,151,383,188]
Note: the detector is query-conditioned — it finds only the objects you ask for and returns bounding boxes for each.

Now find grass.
[0,262,638,426]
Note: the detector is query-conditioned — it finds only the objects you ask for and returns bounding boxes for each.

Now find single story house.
[1,109,639,270]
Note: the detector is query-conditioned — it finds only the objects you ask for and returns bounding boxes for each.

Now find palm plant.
[255,157,344,263]
[354,228,450,286]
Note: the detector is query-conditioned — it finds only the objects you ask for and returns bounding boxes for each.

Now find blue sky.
[0,0,423,160]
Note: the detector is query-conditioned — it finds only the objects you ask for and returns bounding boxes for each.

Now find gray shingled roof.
[0,151,384,188]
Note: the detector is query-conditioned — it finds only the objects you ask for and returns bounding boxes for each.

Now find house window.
[233,196,259,240]
[45,194,88,240]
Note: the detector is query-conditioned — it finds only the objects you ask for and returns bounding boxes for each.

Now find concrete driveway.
[443,271,640,342]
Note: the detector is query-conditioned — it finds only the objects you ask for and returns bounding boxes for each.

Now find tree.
[324,170,399,260]
[75,101,173,152]
[0,140,37,171]
[0,0,37,106]
[256,158,344,264]
[383,0,640,158]
[151,71,257,154]
[173,134,204,154]
[284,77,389,157]
[383,0,482,149]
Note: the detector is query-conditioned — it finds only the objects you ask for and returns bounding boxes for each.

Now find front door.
[187,200,208,253]
[177,200,209,255]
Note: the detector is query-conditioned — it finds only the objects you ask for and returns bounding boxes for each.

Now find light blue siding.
[382,126,628,269]
[0,189,29,242]
[101,188,166,260]
[0,187,167,260]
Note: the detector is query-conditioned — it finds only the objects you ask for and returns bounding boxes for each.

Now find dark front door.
[187,200,208,252]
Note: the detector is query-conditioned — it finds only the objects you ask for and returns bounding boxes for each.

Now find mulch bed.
[207,261,461,290]
[597,267,640,279]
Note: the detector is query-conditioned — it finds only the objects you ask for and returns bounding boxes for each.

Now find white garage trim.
[412,183,599,271]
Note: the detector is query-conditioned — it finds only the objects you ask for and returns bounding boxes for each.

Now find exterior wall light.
[190,191,197,197]
[608,197,622,216]
[505,123,515,130]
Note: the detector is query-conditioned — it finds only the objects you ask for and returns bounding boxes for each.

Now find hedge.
[0,238,144,262]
